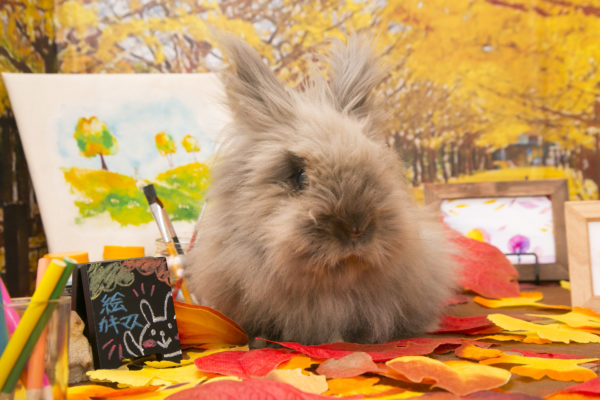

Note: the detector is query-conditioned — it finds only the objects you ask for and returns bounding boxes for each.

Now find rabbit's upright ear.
[215,32,294,131]
[328,35,384,119]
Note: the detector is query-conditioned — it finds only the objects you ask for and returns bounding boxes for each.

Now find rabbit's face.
[250,102,411,282]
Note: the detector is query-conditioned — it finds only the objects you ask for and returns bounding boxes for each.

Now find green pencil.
[1,258,76,393]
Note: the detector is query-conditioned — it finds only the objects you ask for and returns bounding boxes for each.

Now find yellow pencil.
[0,259,65,390]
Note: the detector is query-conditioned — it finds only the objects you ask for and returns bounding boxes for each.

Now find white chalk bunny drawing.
[123,291,182,359]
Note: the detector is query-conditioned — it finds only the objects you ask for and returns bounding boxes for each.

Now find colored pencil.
[0,259,64,391]
[0,280,19,334]
[26,258,52,391]
[0,279,8,354]
[0,279,33,394]
[0,258,74,393]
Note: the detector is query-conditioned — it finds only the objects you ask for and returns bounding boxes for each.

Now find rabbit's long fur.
[186,34,458,345]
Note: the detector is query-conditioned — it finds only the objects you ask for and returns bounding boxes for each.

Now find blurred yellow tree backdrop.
[0,0,56,293]
[51,0,600,197]
[2,0,600,290]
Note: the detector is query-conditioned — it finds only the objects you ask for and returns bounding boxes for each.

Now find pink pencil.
[0,280,19,333]
[26,258,52,396]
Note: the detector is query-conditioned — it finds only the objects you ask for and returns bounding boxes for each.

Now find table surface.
[435,283,598,396]
[72,283,596,398]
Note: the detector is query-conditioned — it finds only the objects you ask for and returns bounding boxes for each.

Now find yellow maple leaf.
[173,301,249,347]
[527,308,600,329]
[278,355,317,372]
[67,384,169,400]
[546,394,594,400]
[475,292,571,310]
[480,354,597,382]
[87,363,210,387]
[479,333,552,344]
[560,280,571,290]
[324,377,385,397]
[265,368,328,394]
[488,314,600,344]
[385,356,511,396]
[454,344,504,360]
[456,344,598,382]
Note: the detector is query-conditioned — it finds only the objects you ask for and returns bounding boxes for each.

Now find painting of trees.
[182,134,200,161]
[155,131,177,168]
[73,116,118,171]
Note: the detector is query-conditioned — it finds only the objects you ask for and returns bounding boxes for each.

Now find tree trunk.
[427,147,437,183]
[441,143,449,183]
[451,142,458,177]
[100,154,108,170]
[417,148,425,185]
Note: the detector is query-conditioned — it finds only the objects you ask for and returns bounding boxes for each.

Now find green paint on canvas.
[63,162,210,226]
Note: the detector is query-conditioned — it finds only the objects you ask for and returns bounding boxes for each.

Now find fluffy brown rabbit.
[186,33,458,345]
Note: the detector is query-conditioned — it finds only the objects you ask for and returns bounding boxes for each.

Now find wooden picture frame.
[424,179,569,281]
[565,201,600,310]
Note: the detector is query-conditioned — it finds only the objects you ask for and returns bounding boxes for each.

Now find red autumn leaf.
[432,315,496,334]
[560,376,600,394]
[241,348,297,377]
[447,227,520,299]
[446,295,470,306]
[194,351,245,377]
[512,349,590,360]
[193,348,295,378]
[263,338,492,362]
[315,352,381,378]
[165,379,332,400]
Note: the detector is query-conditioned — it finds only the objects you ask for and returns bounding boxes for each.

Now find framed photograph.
[565,201,600,310]
[424,179,569,281]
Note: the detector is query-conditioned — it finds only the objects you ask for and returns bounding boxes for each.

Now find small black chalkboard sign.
[72,257,182,369]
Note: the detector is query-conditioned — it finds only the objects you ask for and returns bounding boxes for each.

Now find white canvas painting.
[441,196,556,264]
[589,221,600,296]
[3,73,229,261]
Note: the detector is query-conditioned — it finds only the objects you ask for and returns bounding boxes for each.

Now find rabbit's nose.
[340,223,365,240]
[348,226,364,238]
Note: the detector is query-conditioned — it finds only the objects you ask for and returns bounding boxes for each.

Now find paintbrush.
[143,184,193,303]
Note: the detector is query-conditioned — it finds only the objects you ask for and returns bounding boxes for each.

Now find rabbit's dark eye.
[282,152,307,191]
[295,169,307,190]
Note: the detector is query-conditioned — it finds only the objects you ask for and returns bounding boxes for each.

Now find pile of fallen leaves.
[67,234,600,399]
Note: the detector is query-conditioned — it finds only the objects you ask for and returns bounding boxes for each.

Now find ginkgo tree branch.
[0,47,33,73]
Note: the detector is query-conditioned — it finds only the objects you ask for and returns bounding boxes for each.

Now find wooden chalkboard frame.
[72,257,182,369]
[424,179,569,281]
